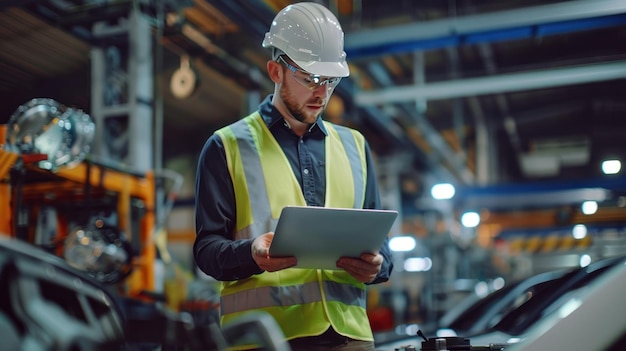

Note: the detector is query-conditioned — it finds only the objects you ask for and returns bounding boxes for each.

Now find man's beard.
[279,84,326,124]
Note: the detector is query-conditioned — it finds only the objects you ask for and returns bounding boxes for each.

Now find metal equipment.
[0,235,292,350]
[4,98,95,171]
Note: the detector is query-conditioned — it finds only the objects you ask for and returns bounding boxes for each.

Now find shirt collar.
[259,94,328,136]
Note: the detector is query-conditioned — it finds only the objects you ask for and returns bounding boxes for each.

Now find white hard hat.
[262,2,350,77]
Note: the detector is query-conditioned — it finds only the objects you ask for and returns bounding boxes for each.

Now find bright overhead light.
[572,224,587,240]
[404,257,432,272]
[461,211,480,228]
[431,183,455,200]
[581,200,598,215]
[601,159,621,175]
[389,236,416,252]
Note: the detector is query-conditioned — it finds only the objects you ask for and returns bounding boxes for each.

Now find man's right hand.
[252,232,297,272]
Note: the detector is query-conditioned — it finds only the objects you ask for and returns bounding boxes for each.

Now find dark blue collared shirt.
[194,95,393,282]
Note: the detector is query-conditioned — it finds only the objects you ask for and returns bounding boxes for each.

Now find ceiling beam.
[344,0,626,59]
[355,60,626,105]
[454,175,626,210]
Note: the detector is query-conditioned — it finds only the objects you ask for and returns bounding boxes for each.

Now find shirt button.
[303,169,309,175]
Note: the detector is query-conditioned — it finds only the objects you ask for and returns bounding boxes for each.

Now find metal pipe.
[355,60,626,105]
[345,0,626,58]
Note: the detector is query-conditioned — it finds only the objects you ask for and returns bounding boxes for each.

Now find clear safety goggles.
[277,56,342,90]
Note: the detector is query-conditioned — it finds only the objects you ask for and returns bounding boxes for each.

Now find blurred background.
[1,0,626,347]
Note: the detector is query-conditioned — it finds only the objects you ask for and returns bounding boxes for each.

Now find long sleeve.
[193,134,264,281]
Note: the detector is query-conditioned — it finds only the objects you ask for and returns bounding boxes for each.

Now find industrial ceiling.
[1,0,626,212]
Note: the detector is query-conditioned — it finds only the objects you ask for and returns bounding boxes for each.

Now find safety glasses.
[277,56,342,90]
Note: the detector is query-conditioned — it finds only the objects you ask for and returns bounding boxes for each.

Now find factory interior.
[1,0,626,350]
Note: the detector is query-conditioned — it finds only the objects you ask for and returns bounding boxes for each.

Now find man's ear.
[267,60,282,84]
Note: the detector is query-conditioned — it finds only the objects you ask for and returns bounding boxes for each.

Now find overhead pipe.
[344,0,626,59]
[355,60,626,105]
[454,175,626,210]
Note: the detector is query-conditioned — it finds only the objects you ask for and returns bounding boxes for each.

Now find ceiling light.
[601,159,621,175]
[403,257,432,272]
[581,200,598,215]
[572,224,587,240]
[389,236,416,252]
[431,183,455,200]
[461,211,480,228]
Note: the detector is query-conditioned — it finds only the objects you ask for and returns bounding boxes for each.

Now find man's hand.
[336,252,383,283]
[252,232,297,272]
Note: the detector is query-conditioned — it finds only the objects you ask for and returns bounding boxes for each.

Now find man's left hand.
[336,252,383,283]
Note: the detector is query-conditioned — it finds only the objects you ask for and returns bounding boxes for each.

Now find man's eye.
[305,76,322,85]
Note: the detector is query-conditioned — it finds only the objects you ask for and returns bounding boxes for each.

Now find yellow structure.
[0,125,156,298]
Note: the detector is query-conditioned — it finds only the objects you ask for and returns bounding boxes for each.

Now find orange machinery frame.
[0,125,156,297]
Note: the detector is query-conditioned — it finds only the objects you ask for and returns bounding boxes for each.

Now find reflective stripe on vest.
[220,279,366,315]
[325,121,366,209]
[229,117,276,238]
[215,112,372,341]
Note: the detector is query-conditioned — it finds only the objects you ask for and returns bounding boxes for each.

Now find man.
[194,2,393,350]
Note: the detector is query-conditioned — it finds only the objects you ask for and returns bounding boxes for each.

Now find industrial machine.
[0,98,290,350]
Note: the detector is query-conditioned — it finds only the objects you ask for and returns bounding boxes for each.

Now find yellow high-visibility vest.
[215,112,373,343]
